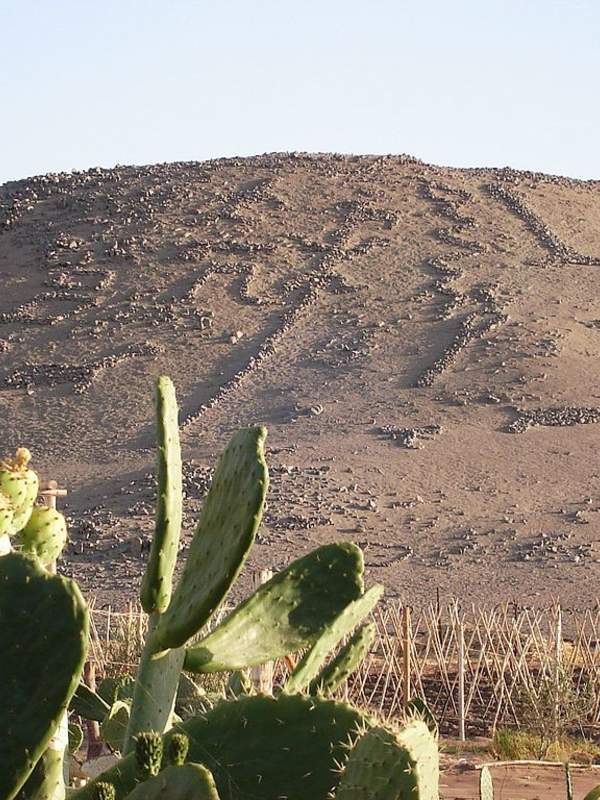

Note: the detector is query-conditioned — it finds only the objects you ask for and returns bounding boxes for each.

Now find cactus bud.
[167,733,189,766]
[95,782,116,800]
[135,731,163,780]
[0,448,39,533]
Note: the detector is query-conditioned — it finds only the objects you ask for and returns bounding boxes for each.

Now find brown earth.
[441,761,600,800]
[2,152,600,611]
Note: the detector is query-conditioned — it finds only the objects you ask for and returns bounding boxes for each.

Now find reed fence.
[87,598,600,739]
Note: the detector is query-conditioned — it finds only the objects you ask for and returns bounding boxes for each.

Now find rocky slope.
[2,153,600,609]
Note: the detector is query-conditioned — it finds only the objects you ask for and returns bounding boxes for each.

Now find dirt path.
[442,763,600,800]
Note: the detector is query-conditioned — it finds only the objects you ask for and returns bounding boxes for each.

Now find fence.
[87,597,600,739]
[40,482,600,740]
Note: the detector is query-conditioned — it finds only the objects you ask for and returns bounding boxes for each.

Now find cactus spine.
[405,697,438,737]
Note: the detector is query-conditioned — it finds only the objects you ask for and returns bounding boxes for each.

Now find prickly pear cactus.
[101,702,132,754]
[184,542,367,674]
[18,506,68,567]
[95,784,116,800]
[153,426,270,651]
[135,732,163,781]
[479,765,493,800]
[226,670,252,698]
[335,720,439,800]
[405,697,438,737]
[124,421,270,751]
[285,584,383,693]
[0,552,89,800]
[0,447,39,533]
[15,746,67,800]
[70,683,111,722]
[123,764,221,800]
[68,721,84,756]
[166,733,189,767]
[0,493,15,556]
[98,676,136,706]
[72,694,370,800]
[565,763,573,800]
[0,492,15,536]
[583,787,600,800]
[140,376,183,615]
[309,621,376,695]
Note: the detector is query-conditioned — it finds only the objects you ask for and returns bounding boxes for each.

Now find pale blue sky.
[1,0,599,184]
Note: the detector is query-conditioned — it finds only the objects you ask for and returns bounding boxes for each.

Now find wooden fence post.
[458,615,466,741]
[251,569,274,693]
[402,605,412,708]
[39,480,67,576]
[553,603,563,742]
[84,661,103,759]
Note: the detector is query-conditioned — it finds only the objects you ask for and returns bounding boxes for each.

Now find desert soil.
[442,761,600,800]
[2,153,600,611]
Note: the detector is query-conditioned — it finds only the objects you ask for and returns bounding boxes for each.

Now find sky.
[1,0,599,184]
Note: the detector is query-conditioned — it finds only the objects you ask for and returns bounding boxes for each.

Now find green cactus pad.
[583,787,600,800]
[16,746,66,800]
[71,694,369,800]
[184,542,366,673]
[479,765,493,800]
[140,376,183,615]
[309,621,376,695]
[98,675,136,706]
[70,683,111,722]
[124,764,220,800]
[102,701,132,754]
[18,506,68,566]
[0,493,15,537]
[175,673,209,717]
[336,720,439,800]
[0,448,39,532]
[0,552,88,800]
[69,721,85,755]
[154,427,269,650]
[135,732,163,780]
[123,640,186,752]
[286,584,383,693]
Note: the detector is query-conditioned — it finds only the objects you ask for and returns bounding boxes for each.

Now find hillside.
[2,152,600,609]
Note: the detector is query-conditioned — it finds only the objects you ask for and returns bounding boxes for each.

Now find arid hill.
[2,153,600,609]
